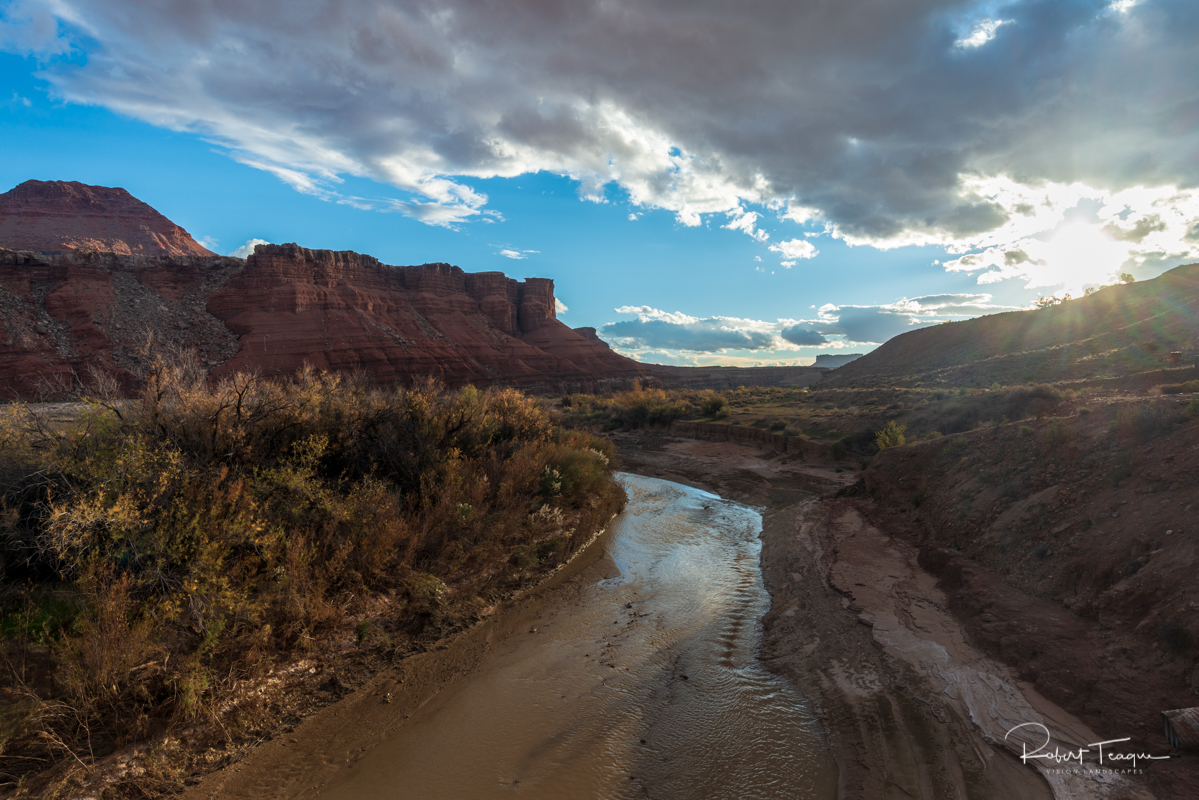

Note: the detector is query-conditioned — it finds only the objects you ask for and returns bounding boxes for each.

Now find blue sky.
[3,1,1198,366]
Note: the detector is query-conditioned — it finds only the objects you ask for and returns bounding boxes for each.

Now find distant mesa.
[813,353,863,369]
[0,179,214,258]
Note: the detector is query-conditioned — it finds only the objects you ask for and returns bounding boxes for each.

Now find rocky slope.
[859,398,1199,797]
[0,243,645,397]
[821,264,1199,388]
[0,180,215,257]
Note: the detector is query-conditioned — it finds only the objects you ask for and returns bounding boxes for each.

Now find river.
[319,473,837,799]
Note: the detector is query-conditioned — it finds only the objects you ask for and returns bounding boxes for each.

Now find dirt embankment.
[860,397,1199,799]
[615,429,1173,799]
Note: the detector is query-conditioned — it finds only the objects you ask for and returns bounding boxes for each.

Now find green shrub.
[1187,398,1199,418]
[700,394,726,416]
[875,421,907,449]
[1161,380,1199,395]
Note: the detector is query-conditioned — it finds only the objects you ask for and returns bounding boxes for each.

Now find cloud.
[779,325,827,346]
[555,297,568,314]
[7,0,1198,254]
[498,247,539,260]
[955,18,1011,49]
[769,238,818,262]
[603,307,781,352]
[816,293,1020,344]
[229,238,270,258]
[723,209,769,242]
[601,290,1022,360]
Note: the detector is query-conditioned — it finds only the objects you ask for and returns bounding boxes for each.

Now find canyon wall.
[0,243,645,397]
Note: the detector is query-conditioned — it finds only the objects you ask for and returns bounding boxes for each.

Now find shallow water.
[322,474,837,799]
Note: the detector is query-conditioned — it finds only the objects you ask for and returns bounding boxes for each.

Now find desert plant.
[875,421,907,449]
[700,394,726,416]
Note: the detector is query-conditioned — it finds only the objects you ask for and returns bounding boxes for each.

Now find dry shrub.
[0,359,624,789]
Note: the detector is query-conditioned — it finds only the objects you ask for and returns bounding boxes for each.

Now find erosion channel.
[319,473,837,799]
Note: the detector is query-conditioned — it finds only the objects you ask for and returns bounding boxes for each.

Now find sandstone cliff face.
[0,243,645,397]
[0,248,241,395]
[205,244,640,390]
[0,180,214,257]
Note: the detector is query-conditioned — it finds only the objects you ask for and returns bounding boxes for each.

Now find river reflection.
[321,474,836,799]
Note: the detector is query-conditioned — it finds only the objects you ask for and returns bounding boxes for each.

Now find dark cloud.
[5,0,1197,239]
[601,317,778,353]
[779,325,828,346]
[819,307,939,345]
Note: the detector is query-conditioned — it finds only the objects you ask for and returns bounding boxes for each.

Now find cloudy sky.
[2,0,1197,365]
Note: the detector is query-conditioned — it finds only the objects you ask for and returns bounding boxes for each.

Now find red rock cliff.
[202,243,641,390]
[0,180,214,257]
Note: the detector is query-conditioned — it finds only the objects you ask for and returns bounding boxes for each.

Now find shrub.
[0,362,624,789]
[1113,403,1177,441]
[1040,420,1078,453]
[1159,381,1199,395]
[875,421,907,449]
[1187,398,1199,418]
[700,394,726,416]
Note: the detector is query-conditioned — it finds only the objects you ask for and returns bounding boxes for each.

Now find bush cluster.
[0,362,621,791]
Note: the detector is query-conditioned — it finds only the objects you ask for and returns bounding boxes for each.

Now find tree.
[1119,272,1136,283]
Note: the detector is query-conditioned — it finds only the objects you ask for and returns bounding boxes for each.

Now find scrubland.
[0,359,622,797]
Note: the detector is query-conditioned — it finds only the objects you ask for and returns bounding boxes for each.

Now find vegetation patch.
[0,360,623,796]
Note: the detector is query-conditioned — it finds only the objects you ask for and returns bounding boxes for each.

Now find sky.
[2,0,1197,366]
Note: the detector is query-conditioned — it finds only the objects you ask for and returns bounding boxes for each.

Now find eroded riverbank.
[612,430,1162,800]
[186,428,1163,800]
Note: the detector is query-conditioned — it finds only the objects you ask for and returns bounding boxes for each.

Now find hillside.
[0,243,645,397]
[821,264,1199,388]
[0,180,215,257]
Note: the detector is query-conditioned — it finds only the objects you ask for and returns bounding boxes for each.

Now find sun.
[1027,222,1133,296]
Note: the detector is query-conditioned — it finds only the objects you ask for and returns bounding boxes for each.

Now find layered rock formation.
[0,243,645,397]
[0,180,214,257]
[813,353,863,369]
[206,243,643,389]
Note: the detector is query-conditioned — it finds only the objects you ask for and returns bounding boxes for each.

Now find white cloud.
[602,291,1024,359]
[555,297,568,314]
[939,182,1199,295]
[497,247,539,260]
[769,238,818,262]
[955,19,1011,49]
[722,209,769,242]
[229,238,270,258]
[8,0,1199,252]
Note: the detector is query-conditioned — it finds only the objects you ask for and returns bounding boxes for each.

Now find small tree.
[875,421,907,449]
[1119,272,1136,283]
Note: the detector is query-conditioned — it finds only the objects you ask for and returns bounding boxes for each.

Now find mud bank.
[179,518,622,800]
[613,430,1163,800]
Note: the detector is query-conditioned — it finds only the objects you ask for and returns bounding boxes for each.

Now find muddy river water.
[321,474,837,799]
